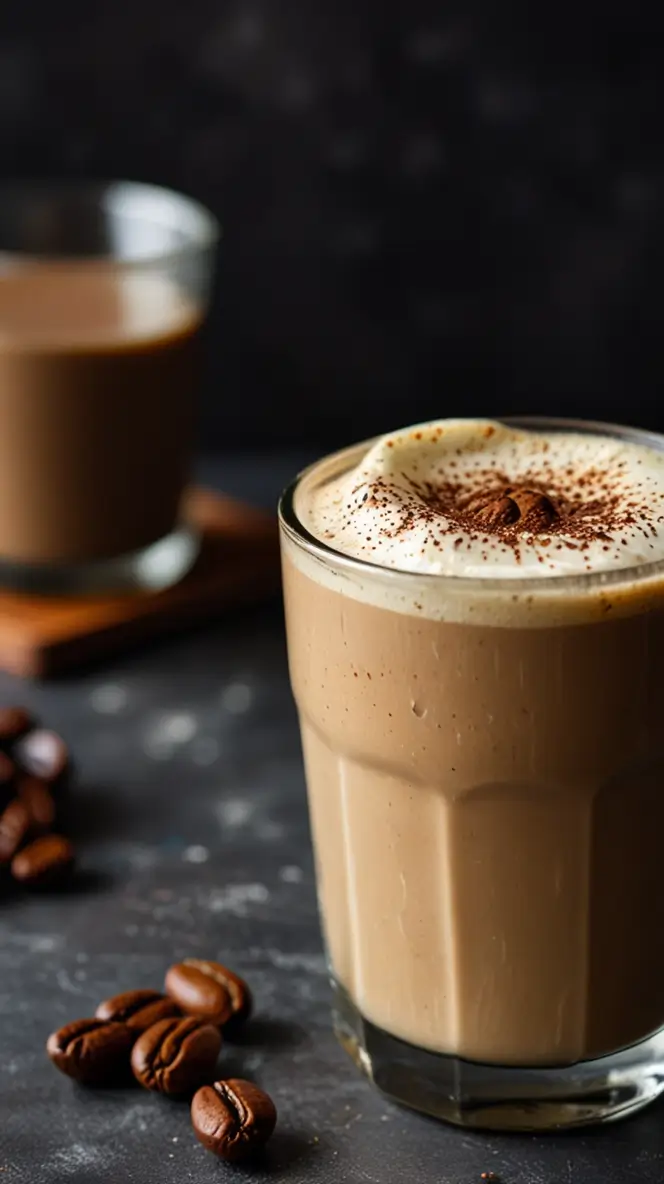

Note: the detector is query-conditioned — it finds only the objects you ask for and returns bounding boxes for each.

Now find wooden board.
[0,488,280,678]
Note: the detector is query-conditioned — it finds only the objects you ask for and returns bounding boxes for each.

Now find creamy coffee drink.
[281,420,664,1075]
[0,266,202,565]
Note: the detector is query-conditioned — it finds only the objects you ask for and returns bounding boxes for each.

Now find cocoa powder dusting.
[348,456,660,564]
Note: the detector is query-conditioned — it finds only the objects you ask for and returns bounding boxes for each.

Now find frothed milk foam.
[282,420,664,1066]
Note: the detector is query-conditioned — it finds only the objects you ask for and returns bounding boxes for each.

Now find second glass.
[0,181,218,593]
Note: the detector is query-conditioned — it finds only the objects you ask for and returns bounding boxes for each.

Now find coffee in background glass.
[0,181,218,593]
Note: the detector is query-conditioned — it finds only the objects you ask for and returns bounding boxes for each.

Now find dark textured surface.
[2,457,664,1182]
[2,5,664,444]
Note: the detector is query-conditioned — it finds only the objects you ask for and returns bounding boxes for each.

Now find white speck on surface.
[191,736,220,766]
[183,845,210,864]
[221,682,253,714]
[143,710,198,758]
[49,1144,103,1174]
[217,797,254,829]
[56,969,84,995]
[256,819,285,842]
[11,933,60,953]
[204,882,270,916]
[172,1136,178,1143]
[90,683,128,714]
[262,948,326,975]
[279,865,303,883]
[142,737,174,761]
[241,1050,266,1073]
[114,1102,156,1133]
[124,844,159,871]
[163,711,198,743]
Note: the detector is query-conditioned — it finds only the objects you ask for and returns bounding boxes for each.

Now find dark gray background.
[1,1,663,447]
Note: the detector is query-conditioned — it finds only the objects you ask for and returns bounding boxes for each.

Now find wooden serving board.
[0,488,280,678]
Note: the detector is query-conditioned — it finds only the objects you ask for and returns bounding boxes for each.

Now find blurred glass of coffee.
[0,181,218,593]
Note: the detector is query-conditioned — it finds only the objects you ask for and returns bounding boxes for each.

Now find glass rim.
[0,178,220,268]
[278,416,664,594]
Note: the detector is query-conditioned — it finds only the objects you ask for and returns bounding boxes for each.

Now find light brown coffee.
[284,557,664,1065]
[0,266,202,563]
[282,421,664,1068]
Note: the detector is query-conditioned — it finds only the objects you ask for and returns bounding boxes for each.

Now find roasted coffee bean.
[131,1015,221,1097]
[96,989,181,1032]
[191,1078,277,1162]
[165,959,253,1035]
[47,1018,134,1085]
[18,777,56,832]
[0,799,31,864]
[14,729,70,791]
[0,707,34,748]
[11,834,74,887]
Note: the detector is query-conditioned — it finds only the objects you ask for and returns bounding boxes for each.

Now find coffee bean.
[191,1078,277,1162]
[0,707,34,748]
[11,834,74,887]
[131,1016,221,1096]
[0,799,31,864]
[96,989,181,1032]
[14,729,70,791]
[47,1018,134,1085]
[18,777,56,832]
[165,959,253,1036]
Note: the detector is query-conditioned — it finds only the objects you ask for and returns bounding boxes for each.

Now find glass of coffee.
[0,181,218,593]
[280,417,664,1131]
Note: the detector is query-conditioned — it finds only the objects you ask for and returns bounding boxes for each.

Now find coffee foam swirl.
[302,420,664,579]
[284,420,664,626]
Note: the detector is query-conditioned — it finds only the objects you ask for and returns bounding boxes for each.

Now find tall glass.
[279,418,664,1130]
[0,181,218,593]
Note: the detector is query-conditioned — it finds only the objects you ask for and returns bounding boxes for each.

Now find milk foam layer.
[288,420,664,626]
[303,420,664,579]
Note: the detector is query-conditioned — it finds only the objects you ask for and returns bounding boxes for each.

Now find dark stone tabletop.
[1,455,664,1184]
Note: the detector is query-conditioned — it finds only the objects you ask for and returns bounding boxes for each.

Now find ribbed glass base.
[0,524,199,596]
[332,979,664,1131]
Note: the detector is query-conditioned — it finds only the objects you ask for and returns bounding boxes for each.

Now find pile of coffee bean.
[0,706,75,888]
[47,958,277,1163]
